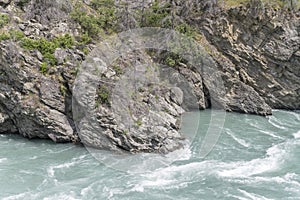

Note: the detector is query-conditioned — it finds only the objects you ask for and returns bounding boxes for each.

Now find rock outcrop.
[198,6,300,111]
[0,0,299,153]
[73,50,188,153]
[0,42,78,142]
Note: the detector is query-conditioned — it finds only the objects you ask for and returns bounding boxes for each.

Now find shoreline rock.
[0,1,299,153]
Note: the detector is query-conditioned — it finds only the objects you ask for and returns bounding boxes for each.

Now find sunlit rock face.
[0,1,298,153]
[198,6,300,111]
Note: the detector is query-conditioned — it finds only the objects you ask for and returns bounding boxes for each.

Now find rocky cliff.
[198,5,300,111]
[0,0,299,153]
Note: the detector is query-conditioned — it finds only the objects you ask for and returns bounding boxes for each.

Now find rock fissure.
[0,0,299,153]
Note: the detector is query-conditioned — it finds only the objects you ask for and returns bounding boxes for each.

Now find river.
[0,110,299,200]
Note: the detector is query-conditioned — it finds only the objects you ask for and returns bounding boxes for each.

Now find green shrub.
[175,23,195,37]
[82,47,89,55]
[0,32,10,41]
[165,56,176,67]
[96,85,111,106]
[142,1,170,27]
[0,30,25,42]
[223,0,296,9]
[60,85,67,96]
[112,64,122,75]
[0,14,9,29]
[164,53,184,67]
[71,0,116,38]
[43,52,57,66]
[142,1,196,37]
[91,0,116,31]
[78,32,92,45]
[21,34,74,66]
[54,34,74,49]
[135,119,142,127]
[9,29,25,41]
[224,0,249,7]
[40,62,48,74]
[21,37,55,54]
[71,8,102,38]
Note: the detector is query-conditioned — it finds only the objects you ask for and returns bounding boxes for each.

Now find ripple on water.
[0,110,300,200]
[217,139,296,178]
[225,129,250,148]
[268,116,287,130]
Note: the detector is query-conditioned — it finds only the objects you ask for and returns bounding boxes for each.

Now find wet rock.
[0,110,17,133]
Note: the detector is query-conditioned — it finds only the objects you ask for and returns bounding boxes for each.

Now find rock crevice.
[0,1,299,153]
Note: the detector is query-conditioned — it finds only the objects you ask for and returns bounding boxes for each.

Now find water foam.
[131,161,213,192]
[293,130,300,139]
[2,192,35,200]
[258,130,283,139]
[225,130,250,147]
[131,134,296,192]
[238,189,273,200]
[218,143,286,178]
[92,142,192,174]
[268,116,287,130]
[47,161,78,178]
[43,193,80,200]
[226,172,300,198]
[275,110,300,122]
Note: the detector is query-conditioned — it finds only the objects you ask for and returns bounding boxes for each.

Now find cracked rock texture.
[0,1,299,153]
[198,6,300,112]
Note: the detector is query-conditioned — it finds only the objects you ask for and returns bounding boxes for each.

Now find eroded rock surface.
[198,6,300,111]
[0,1,299,153]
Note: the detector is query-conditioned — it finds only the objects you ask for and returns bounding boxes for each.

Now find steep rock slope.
[0,0,299,153]
[199,6,300,110]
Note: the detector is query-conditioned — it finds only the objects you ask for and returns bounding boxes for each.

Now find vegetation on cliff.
[0,0,299,152]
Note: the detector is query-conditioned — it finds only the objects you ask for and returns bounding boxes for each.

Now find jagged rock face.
[25,0,72,24]
[0,1,298,153]
[0,43,78,142]
[199,7,300,111]
[73,51,189,153]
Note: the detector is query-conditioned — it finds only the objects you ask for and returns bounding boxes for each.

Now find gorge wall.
[0,0,299,153]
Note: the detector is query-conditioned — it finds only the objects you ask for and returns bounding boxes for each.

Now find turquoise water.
[0,110,299,200]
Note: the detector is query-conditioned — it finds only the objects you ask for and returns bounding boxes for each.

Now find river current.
[0,110,299,200]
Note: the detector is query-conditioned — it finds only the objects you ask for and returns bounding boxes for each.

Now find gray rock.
[73,51,187,153]
[54,48,68,65]
[18,23,26,31]
[0,42,78,142]
[36,50,43,61]
[0,1,299,154]
[0,110,17,133]
[25,0,73,24]
[199,7,300,112]
[170,87,184,105]
[0,0,10,5]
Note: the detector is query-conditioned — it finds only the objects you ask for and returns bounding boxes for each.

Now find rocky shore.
[0,0,299,153]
